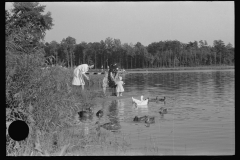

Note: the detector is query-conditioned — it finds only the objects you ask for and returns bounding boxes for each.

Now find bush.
[6,49,105,155]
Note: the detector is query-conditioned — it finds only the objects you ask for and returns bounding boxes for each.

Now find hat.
[88,60,94,66]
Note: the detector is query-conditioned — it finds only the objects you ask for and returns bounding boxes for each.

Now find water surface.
[93,69,235,155]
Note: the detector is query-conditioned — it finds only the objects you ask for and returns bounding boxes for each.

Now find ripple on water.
[99,70,235,155]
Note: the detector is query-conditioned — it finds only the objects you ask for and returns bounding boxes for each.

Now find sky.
[5,2,234,47]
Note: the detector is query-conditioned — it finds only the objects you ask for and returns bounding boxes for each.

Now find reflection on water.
[99,70,234,155]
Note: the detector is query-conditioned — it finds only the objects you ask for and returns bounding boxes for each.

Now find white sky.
[5,2,234,47]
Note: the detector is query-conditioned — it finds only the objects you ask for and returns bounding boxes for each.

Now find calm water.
[90,69,235,155]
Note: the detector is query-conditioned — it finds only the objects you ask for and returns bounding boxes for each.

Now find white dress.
[116,80,124,92]
[72,64,89,86]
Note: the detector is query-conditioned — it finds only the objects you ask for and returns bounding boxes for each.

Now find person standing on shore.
[108,63,118,96]
[115,76,125,97]
[102,71,109,96]
[72,62,94,91]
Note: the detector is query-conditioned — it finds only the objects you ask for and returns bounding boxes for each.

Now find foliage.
[6,2,53,54]
[6,3,105,156]
[44,38,234,68]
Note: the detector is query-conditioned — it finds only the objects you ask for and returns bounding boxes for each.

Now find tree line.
[44,37,234,69]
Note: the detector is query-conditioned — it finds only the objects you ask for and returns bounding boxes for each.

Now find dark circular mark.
[8,120,29,141]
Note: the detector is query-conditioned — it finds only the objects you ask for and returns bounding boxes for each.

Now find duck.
[96,109,103,118]
[148,96,159,102]
[159,96,166,102]
[98,122,121,131]
[145,116,155,124]
[78,107,93,119]
[133,116,148,122]
[85,107,93,113]
[132,95,143,104]
[159,107,167,114]
[132,96,149,106]
[145,123,151,127]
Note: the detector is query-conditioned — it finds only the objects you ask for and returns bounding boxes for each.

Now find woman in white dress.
[72,63,94,90]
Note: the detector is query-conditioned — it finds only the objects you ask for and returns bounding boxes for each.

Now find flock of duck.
[132,95,166,105]
[132,95,167,127]
[77,107,120,131]
[77,95,167,130]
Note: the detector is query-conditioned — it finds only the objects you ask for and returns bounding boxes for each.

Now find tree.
[99,40,106,69]
[49,41,59,65]
[127,43,135,69]
[80,41,88,64]
[7,2,53,53]
[91,42,102,69]
[112,39,122,67]
[225,43,234,65]
[105,37,114,67]
[213,40,225,65]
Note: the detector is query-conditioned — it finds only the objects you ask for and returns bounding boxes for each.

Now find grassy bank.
[6,52,130,156]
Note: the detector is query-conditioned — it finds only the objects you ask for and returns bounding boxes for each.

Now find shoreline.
[125,65,234,72]
[88,66,234,73]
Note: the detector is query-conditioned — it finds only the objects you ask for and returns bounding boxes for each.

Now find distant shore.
[89,65,234,73]
[124,65,234,72]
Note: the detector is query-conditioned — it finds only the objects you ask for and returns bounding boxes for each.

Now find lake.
[88,69,235,155]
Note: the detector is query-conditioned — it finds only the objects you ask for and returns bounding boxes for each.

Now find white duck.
[132,95,149,106]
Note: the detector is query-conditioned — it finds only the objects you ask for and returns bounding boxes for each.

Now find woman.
[72,63,94,91]
[108,63,118,96]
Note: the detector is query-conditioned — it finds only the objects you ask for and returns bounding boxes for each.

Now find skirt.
[72,72,85,86]
[108,80,116,88]
[116,85,124,92]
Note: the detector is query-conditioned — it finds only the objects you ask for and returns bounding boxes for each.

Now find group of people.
[72,62,125,97]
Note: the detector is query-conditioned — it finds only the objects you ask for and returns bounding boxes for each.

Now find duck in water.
[96,121,121,131]
[96,109,103,118]
[159,107,167,115]
[78,107,93,120]
[159,96,166,102]
[148,96,159,102]
[144,116,155,127]
[145,116,155,124]
[133,116,148,122]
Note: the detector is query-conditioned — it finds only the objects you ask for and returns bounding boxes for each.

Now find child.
[115,76,125,97]
[102,72,108,95]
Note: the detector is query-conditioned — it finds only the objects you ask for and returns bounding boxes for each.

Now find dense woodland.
[44,38,235,69]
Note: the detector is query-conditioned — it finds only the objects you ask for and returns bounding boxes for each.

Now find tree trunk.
[70,52,72,67]
[135,56,136,68]
[101,52,103,70]
[106,55,108,68]
[126,55,128,69]
[131,56,133,69]
[142,55,144,68]
[220,52,221,65]
[55,53,58,65]
[103,51,104,69]
[215,52,216,66]
[79,56,80,65]
[95,52,97,69]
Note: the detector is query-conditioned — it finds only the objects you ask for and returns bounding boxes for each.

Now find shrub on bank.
[6,50,105,156]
